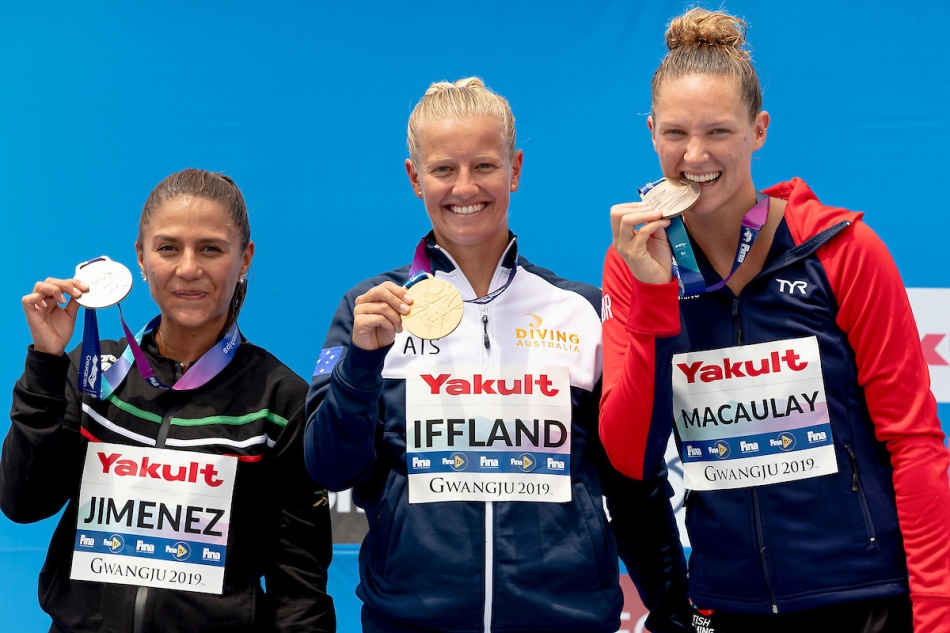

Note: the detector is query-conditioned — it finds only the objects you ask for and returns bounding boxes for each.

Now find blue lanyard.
[79,307,241,400]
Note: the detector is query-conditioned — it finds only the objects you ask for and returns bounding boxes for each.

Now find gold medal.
[640,178,701,217]
[402,275,464,340]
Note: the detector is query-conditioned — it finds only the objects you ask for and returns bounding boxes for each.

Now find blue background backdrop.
[2,1,948,630]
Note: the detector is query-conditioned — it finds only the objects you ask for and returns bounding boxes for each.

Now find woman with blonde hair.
[305,77,692,632]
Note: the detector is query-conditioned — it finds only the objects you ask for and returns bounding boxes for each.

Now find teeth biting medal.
[639,177,701,217]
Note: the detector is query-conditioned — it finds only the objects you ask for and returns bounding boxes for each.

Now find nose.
[452,168,479,198]
[176,250,202,279]
[684,136,708,164]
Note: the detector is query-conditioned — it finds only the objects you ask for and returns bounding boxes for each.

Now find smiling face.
[406,115,522,259]
[136,195,253,340]
[648,73,768,218]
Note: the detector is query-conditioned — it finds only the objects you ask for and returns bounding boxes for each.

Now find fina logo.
[449,453,467,471]
[714,440,731,459]
[516,453,537,472]
[172,542,191,561]
[777,433,796,451]
[107,534,124,553]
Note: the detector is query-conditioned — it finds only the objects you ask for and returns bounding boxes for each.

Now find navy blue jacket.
[305,234,691,633]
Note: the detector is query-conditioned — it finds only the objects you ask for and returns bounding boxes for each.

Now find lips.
[172,289,209,299]
[683,171,721,184]
[448,203,487,215]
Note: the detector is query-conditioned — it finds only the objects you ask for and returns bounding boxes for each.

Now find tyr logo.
[777,279,808,295]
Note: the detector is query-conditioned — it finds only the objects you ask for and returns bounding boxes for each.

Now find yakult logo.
[420,372,559,397]
[97,452,224,487]
[676,349,807,384]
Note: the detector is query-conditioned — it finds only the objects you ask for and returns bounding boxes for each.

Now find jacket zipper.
[133,399,184,632]
[845,443,877,543]
[751,489,779,613]
[478,304,493,631]
[483,501,494,633]
[735,297,778,612]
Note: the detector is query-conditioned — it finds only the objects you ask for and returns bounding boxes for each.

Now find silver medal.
[73,256,133,309]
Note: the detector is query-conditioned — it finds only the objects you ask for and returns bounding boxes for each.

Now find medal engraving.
[73,257,133,309]
[402,276,464,340]
[641,178,701,217]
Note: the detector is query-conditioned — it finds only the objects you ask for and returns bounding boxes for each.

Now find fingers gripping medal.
[402,274,464,340]
[75,256,134,398]
[639,177,700,217]
[73,256,133,308]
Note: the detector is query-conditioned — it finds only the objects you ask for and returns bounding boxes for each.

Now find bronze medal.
[640,178,701,217]
[402,275,464,340]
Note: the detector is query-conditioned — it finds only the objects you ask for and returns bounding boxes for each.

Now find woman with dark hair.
[0,168,336,632]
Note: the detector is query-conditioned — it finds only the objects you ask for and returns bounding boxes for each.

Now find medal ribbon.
[407,237,518,305]
[80,307,241,400]
[638,179,769,297]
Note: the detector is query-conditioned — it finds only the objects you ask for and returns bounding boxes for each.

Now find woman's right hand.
[351,281,413,351]
[22,278,88,356]
[610,202,675,284]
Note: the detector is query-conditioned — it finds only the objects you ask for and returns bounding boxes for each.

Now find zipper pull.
[481,313,490,350]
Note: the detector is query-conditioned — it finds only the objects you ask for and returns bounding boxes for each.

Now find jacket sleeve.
[821,221,950,632]
[0,348,84,523]
[264,390,337,633]
[597,428,692,632]
[599,246,682,480]
[304,289,391,492]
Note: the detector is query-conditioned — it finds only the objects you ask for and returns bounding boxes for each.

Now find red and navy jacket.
[600,178,950,631]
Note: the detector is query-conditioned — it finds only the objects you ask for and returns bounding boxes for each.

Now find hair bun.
[424,76,486,97]
[666,8,748,57]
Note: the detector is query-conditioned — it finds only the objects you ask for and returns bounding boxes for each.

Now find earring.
[140,270,148,282]
[239,273,248,284]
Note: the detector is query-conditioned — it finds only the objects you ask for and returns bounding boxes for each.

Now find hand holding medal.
[22,256,133,356]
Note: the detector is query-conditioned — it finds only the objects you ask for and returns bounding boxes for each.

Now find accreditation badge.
[71,443,237,594]
[672,336,838,491]
[405,365,572,503]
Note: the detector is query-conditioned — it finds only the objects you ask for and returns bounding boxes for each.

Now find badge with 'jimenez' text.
[71,443,237,594]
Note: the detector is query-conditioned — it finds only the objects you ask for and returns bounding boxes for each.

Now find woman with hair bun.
[1,168,336,632]
[600,7,950,632]
[305,77,692,632]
